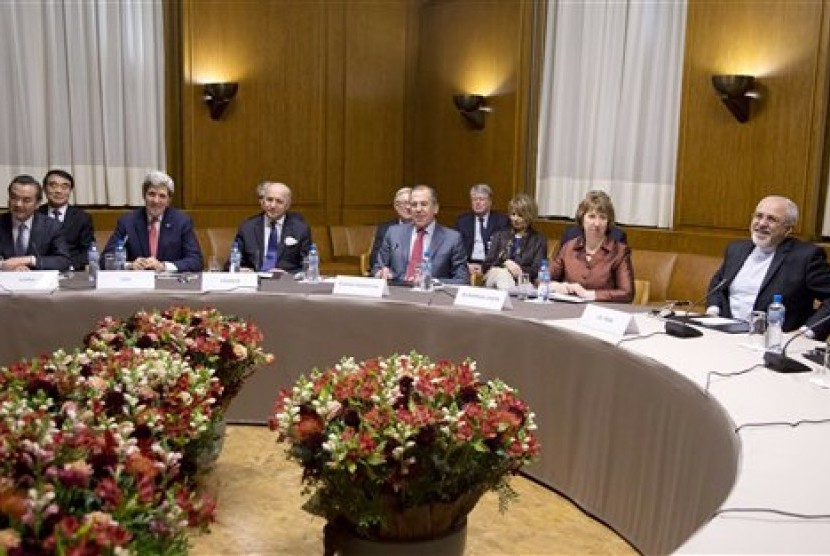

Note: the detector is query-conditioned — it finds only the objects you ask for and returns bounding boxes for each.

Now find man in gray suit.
[373,184,469,284]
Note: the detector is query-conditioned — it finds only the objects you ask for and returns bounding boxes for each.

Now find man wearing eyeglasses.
[454,183,510,276]
[37,169,95,271]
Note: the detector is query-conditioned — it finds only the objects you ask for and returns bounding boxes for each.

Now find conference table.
[2,272,829,554]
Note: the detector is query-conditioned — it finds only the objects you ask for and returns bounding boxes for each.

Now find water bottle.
[87,243,100,283]
[306,244,320,282]
[114,239,127,271]
[537,258,551,301]
[419,251,433,291]
[229,241,242,273]
[765,294,785,352]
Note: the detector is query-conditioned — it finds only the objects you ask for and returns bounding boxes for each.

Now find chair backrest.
[547,238,560,260]
[633,279,650,305]
[206,228,237,266]
[194,228,212,267]
[94,230,113,250]
[667,254,723,309]
[631,249,677,303]
[330,225,376,257]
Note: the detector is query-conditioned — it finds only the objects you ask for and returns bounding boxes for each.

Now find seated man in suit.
[560,190,626,246]
[373,184,469,284]
[369,186,411,272]
[103,171,203,272]
[454,183,510,275]
[38,169,95,270]
[706,195,830,338]
[0,174,71,271]
[233,181,311,273]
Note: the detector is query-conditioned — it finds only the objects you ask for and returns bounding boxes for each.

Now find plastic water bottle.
[765,294,785,352]
[537,259,551,301]
[229,241,242,273]
[306,244,320,282]
[419,251,433,291]
[114,239,127,271]
[87,243,99,283]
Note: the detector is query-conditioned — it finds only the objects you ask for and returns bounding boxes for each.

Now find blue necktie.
[262,220,280,271]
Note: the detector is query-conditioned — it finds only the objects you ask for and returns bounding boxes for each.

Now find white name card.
[332,276,388,298]
[96,270,156,290]
[201,272,259,292]
[0,270,60,293]
[453,286,512,311]
[578,304,639,337]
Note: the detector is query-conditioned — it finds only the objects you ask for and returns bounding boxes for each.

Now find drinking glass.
[747,310,767,348]
[103,253,116,271]
[208,255,221,272]
[517,273,531,300]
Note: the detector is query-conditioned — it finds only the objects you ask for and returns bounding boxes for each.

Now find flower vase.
[181,417,227,477]
[324,518,467,556]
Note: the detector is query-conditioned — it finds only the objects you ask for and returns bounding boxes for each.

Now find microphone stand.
[661,278,729,339]
[763,311,830,373]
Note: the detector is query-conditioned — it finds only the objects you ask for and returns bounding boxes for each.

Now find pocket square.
[285,236,298,246]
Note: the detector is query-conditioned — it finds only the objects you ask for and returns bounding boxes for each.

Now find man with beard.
[706,195,830,338]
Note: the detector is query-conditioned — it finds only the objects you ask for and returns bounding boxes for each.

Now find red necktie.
[405,229,426,281]
[149,217,159,258]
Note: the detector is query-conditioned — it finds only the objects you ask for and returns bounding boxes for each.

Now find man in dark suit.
[233,181,311,273]
[706,195,830,338]
[373,184,469,284]
[0,174,71,271]
[369,186,411,272]
[454,183,510,276]
[38,169,95,270]
[102,171,203,272]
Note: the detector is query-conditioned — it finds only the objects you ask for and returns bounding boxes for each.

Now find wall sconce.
[203,82,239,120]
[711,75,757,123]
[453,94,489,130]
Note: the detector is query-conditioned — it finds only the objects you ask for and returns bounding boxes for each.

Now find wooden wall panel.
[675,0,829,235]
[181,0,412,225]
[409,0,532,218]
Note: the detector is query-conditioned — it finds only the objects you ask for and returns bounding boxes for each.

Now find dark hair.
[8,174,43,202]
[43,169,75,190]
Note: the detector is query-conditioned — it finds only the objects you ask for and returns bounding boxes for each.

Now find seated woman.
[482,193,548,290]
[551,191,634,302]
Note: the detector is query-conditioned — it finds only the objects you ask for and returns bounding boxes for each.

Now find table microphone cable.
[614,330,667,347]
[704,364,764,392]
[734,416,830,434]
[713,507,830,520]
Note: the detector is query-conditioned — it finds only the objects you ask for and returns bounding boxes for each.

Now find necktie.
[52,209,61,223]
[478,216,486,253]
[149,217,159,258]
[262,220,280,271]
[14,223,27,256]
[405,228,426,281]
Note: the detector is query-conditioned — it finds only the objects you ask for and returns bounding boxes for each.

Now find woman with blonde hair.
[482,193,548,290]
[551,190,633,302]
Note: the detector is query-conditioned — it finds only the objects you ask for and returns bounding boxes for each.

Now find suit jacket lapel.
[723,242,754,284]
[759,240,791,295]
[429,225,444,258]
[133,211,150,257]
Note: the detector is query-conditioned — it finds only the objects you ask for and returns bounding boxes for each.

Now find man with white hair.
[102,171,203,272]
[706,195,830,338]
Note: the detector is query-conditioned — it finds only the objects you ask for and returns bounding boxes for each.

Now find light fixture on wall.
[453,94,489,130]
[711,75,757,123]
[203,82,239,120]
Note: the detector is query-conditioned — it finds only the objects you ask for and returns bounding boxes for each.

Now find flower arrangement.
[270,352,540,541]
[83,306,275,410]
[0,348,217,554]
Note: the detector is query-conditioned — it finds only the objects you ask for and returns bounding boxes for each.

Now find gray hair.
[393,187,412,202]
[142,171,174,195]
[256,181,292,202]
[783,198,799,227]
[469,183,492,197]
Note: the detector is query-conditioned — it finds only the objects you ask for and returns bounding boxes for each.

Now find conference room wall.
[81,0,830,259]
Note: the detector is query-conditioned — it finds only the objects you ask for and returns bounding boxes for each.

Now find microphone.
[763,310,830,373]
[660,278,729,338]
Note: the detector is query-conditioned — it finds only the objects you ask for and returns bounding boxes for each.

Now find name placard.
[201,272,259,292]
[96,270,156,290]
[332,276,388,298]
[0,271,60,293]
[578,304,639,337]
[453,286,512,311]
